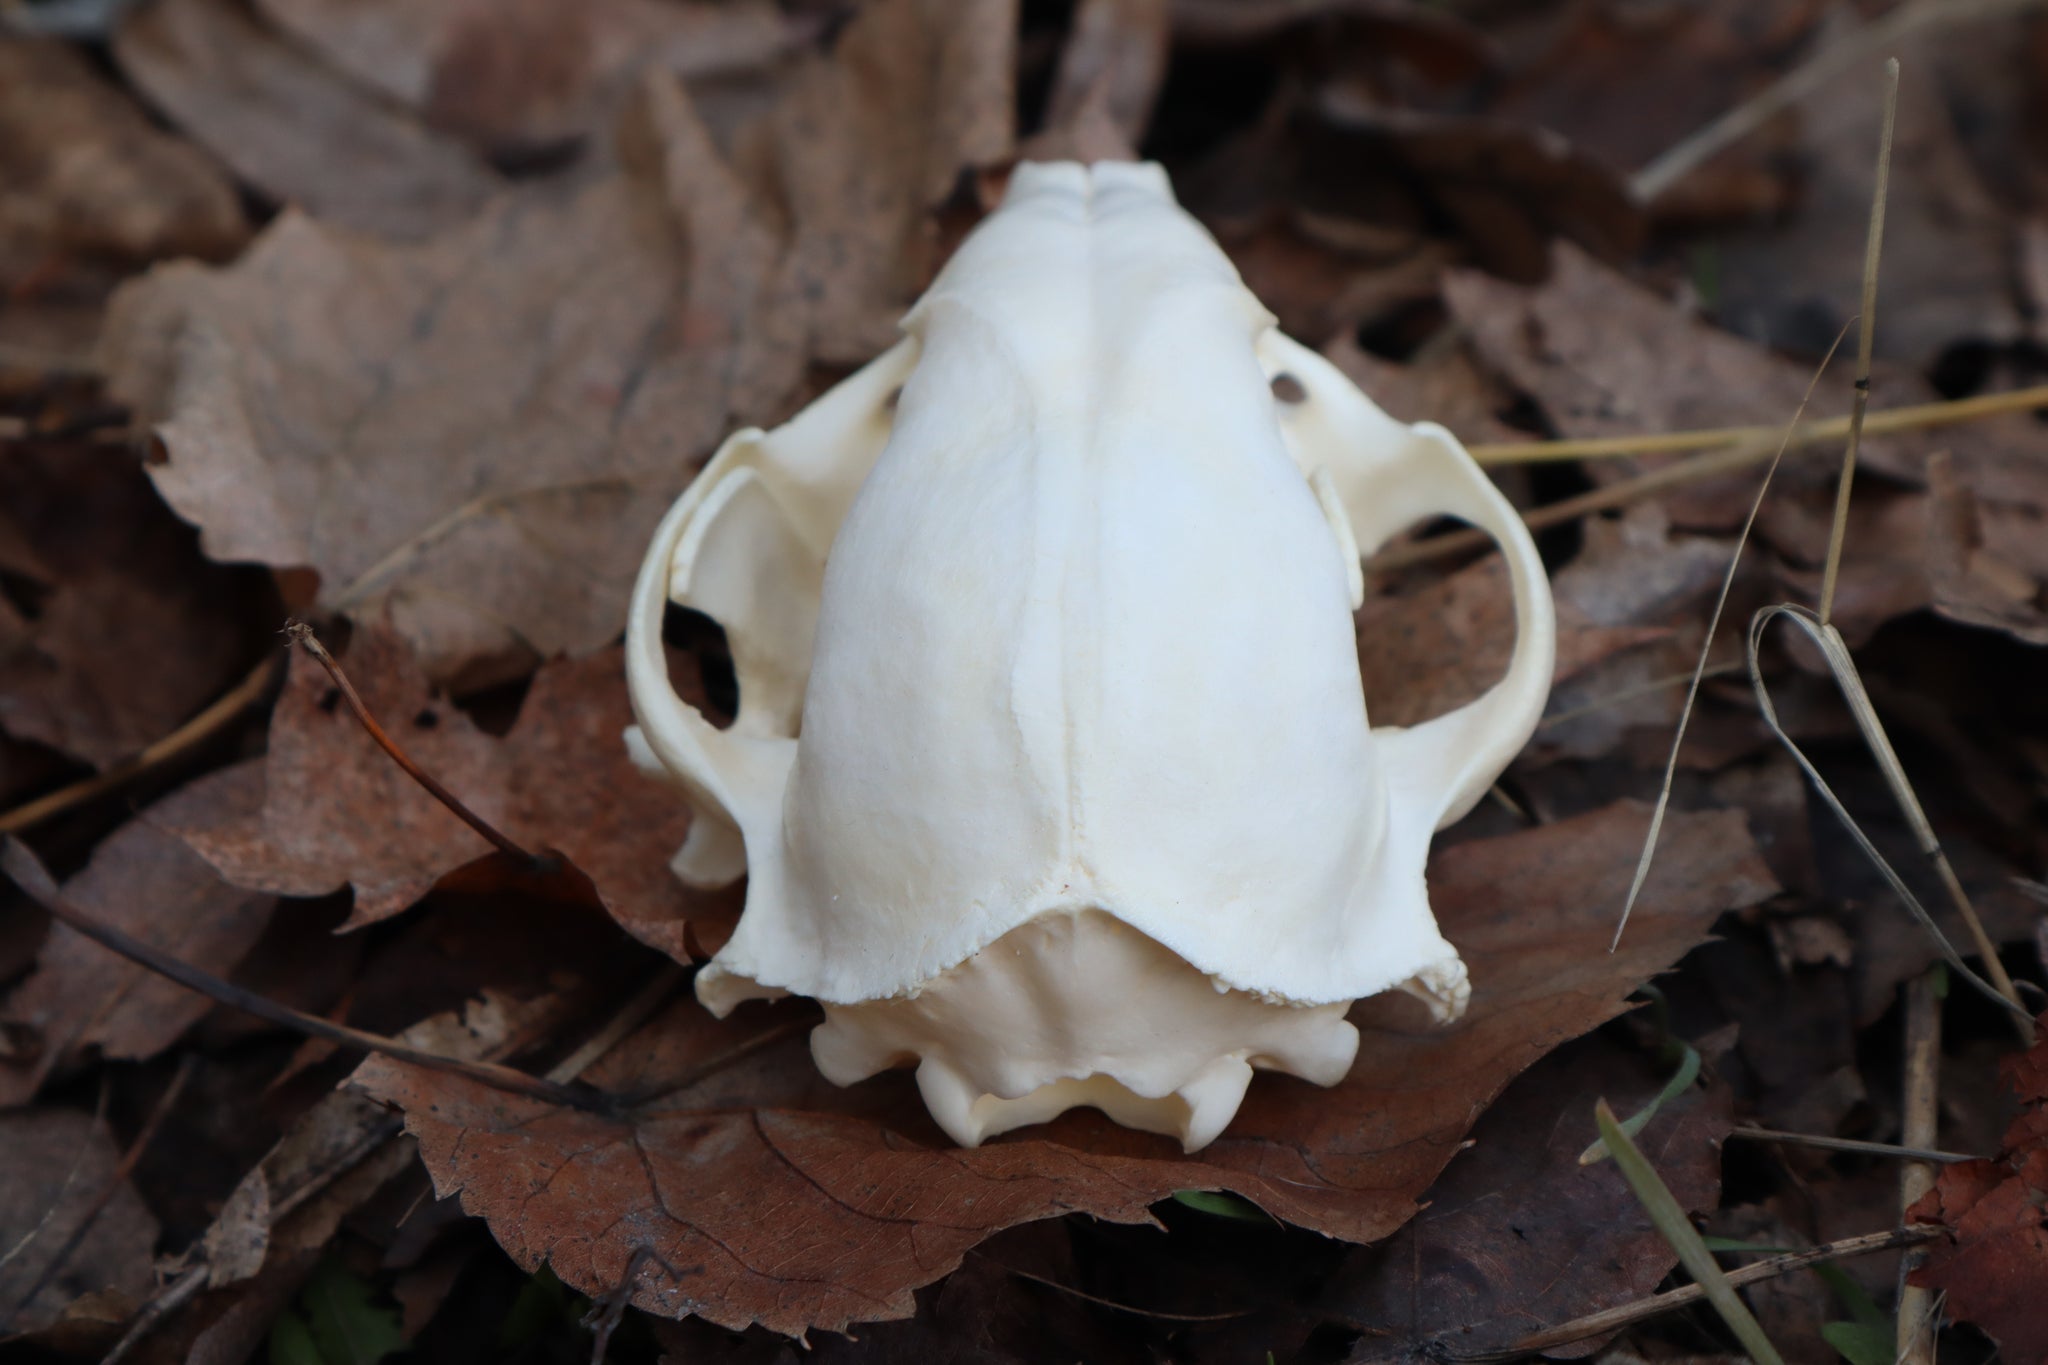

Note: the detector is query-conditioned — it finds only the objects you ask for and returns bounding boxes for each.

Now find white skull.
[625,161,1555,1151]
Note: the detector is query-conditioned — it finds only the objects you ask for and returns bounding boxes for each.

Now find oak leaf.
[354,800,1775,1336]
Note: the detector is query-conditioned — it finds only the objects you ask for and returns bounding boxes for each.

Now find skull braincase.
[624,161,1555,1151]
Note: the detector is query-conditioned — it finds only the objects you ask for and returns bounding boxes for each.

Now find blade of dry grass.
[1594,1098,1786,1365]
[1629,0,2047,201]
[1818,59,1898,625]
[1467,382,2048,466]
[1743,606,2029,1026]
[1608,325,1849,950]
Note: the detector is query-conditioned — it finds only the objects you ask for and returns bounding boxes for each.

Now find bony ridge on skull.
[623,160,1556,1153]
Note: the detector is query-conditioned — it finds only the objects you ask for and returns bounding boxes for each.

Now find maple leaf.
[1909,1011,2048,1365]
[353,800,1775,1336]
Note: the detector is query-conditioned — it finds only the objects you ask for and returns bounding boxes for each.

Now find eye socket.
[1270,373,1307,405]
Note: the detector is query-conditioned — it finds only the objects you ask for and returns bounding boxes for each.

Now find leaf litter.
[5,0,2048,1359]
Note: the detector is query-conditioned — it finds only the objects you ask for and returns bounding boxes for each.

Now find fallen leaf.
[165,625,700,945]
[252,0,794,160]
[1321,330,1529,448]
[1910,1011,2048,1365]
[354,800,1776,1335]
[1445,243,1854,532]
[1358,552,1667,730]
[0,439,264,769]
[1290,92,1645,285]
[765,0,1017,364]
[1043,0,1170,149]
[114,0,501,241]
[98,75,798,688]
[1926,450,2048,646]
[1483,0,1824,222]
[0,1108,159,1334]
[1707,17,2023,369]
[145,992,565,1364]
[0,33,246,284]
[1323,1031,1733,1360]
[0,763,276,1105]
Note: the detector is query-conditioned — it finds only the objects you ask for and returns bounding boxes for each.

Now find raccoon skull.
[624,160,1555,1152]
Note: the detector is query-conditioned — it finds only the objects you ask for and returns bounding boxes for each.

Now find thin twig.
[284,622,540,865]
[582,1246,680,1363]
[0,837,606,1112]
[1467,382,2048,465]
[1610,325,1851,951]
[1897,972,1943,1365]
[99,1264,208,1365]
[1818,59,1898,626]
[1727,1126,1973,1165]
[1465,1226,1944,1360]
[7,1056,198,1324]
[0,653,283,835]
[1629,0,2046,201]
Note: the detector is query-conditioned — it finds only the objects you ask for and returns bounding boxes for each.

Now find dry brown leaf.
[114,0,501,241]
[0,34,245,285]
[354,800,1775,1335]
[1708,17,2023,369]
[253,0,794,159]
[1324,1032,1733,1359]
[0,440,262,769]
[1484,0,1824,222]
[1909,1011,2048,1365]
[1357,552,1667,730]
[1044,0,1171,149]
[1321,331,1529,447]
[1926,450,2048,646]
[766,0,1017,364]
[1445,243,1860,531]
[0,764,276,1106]
[1291,94,1644,286]
[98,75,801,688]
[145,995,569,1363]
[0,1108,159,1334]
[165,625,699,944]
